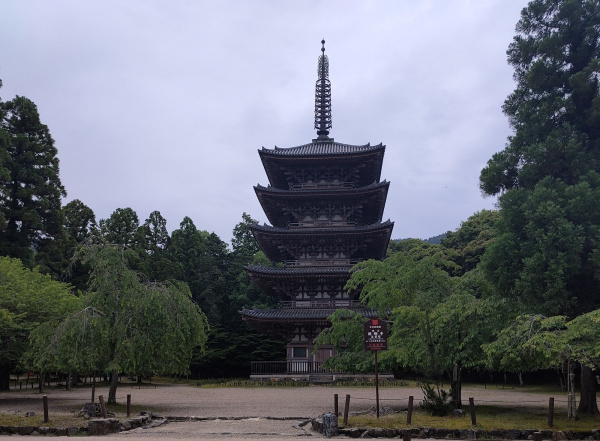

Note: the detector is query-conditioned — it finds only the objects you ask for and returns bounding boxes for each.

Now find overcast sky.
[0,1,530,245]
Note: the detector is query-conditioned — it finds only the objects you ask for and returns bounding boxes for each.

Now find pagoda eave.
[244,265,357,300]
[251,221,394,263]
[254,181,390,228]
[259,142,385,190]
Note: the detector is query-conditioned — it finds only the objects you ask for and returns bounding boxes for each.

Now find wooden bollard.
[407,395,414,424]
[548,397,554,427]
[43,395,49,423]
[533,432,542,441]
[99,395,108,418]
[343,394,351,426]
[91,384,96,402]
[469,397,476,425]
[334,394,338,416]
[127,394,131,417]
[403,429,412,441]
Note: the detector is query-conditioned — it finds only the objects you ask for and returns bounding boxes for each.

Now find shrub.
[420,383,454,416]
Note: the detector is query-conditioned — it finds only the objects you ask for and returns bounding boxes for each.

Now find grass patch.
[0,412,85,428]
[0,403,153,428]
[347,406,600,432]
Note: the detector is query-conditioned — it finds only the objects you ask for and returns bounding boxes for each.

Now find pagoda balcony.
[278,299,363,309]
[284,258,360,268]
[289,182,354,190]
[250,360,337,376]
[249,361,395,380]
[288,221,357,229]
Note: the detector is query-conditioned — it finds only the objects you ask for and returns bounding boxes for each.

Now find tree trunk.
[108,372,118,404]
[451,363,462,408]
[0,365,11,391]
[38,372,44,394]
[577,365,599,415]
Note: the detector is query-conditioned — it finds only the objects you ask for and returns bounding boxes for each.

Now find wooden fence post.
[407,396,414,425]
[99,395,108,418]
[127,394,131,417]
[343,394,351,426]
[334,394,338,416]
[42,395,48,423]
[548,397,554,427]
[469,397,476,426]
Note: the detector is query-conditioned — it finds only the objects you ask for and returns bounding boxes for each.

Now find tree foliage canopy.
[23,239,209,402]
[480,0,600,317]
[0,256,78,390]
[480,0,600,195]
[0,95,66,267]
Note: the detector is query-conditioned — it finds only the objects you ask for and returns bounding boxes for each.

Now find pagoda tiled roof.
[254,181,390,228]
[261,141,384,157]
[252,219,393,235]
[251,220,394,263]
[258,141,385,190]
[254,180,388,195]
[239,307,378,321]
[244,265,357,301]
[245,265,351,275]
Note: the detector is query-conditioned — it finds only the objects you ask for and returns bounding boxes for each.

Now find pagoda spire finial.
[314,39,332,141]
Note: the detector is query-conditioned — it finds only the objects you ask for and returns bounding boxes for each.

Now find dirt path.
[0,383,565,417]
[0,383,568,438]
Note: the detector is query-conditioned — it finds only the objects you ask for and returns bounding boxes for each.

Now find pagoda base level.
[249,373,395,383]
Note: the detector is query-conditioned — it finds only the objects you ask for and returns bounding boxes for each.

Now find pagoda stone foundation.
[239,41,394,379]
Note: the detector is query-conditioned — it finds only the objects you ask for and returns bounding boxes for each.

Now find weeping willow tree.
[25,238,209,403]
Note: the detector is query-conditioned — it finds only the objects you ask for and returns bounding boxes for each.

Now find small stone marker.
[322,412,338,437]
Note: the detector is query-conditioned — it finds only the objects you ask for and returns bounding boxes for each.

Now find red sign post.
[364,319,387,418]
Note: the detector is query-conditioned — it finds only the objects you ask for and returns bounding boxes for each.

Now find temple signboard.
[364,319,387,351]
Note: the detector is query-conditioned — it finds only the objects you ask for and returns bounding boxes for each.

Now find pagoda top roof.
[258,141,385,190]
[260,141,384,157]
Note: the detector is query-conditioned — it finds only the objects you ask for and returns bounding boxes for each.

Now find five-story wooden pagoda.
[239,41,394,378]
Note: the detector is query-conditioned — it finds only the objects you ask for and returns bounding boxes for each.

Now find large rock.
[88,418,120,435]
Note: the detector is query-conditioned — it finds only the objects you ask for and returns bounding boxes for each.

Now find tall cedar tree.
[0,94,66,267]
[480,0,600,414]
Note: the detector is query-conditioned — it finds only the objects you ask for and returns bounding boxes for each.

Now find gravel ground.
[0,382,567,439]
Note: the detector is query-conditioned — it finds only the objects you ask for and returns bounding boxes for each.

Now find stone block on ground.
[88,418,120,436]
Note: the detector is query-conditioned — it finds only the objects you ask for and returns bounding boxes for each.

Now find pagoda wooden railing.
[278,300,363,309]
[251,361,341,375]
[289,182,354,190]
[284,259,360,267]
[288,221,357,229]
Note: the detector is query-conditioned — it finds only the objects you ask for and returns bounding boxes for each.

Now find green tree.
[0,95,66,267]
[64,199,97,243]
[140,210,179,281]
[99,207,143,249]
[479,0,600,413]
[318,249,505,407]
[0,80,10,232]
[61,199,97,290]
[169,217,221,324]
[441,210,500,275]
[480,0,600,195]
[0,256,78,390]
[27,238,209,403]
[484,311,600,415]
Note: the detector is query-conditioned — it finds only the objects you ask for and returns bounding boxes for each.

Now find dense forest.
[1,0,599,415]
